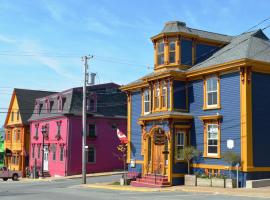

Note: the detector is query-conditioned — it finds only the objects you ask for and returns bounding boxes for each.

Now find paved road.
[0,175,268,200]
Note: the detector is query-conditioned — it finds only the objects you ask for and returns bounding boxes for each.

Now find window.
[32,145,35,159]
[11,111,14,122]
[35,125,39,138]
[37,145,40,159]
[169,41,176,63]
[161,82,167,108]
[17,110,20,121]
[144,89,150,114]
[88,124,96,138]
[60,146,64,161]
[87,147,96,163]
[57,122,61,136]
[154,84,160,109]
[39,104,43,115]
[52,147,56,161]
[17,130,20,142]
[49,101,54,112]
[62,98,66,110]
[207,124,219,156]
[13,130,17,141]
[175,130,185,160]
[6,131,11,141]
[206,76,218,108]
[157,42,164,65]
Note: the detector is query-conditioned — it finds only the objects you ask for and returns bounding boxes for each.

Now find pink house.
[29,83,127,177]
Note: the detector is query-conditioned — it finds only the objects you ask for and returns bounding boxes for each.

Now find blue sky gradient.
[0,0,270,125]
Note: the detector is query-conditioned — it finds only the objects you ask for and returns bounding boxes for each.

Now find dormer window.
[157,42,164,65]
[87,93,97,112]
[169,40,176,63]
[39,103,43,115]
[58,96,66,111]
[62,97,66,111]
[49,101,54,112]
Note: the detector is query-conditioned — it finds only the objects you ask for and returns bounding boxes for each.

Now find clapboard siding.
[173,80,187,110]
[252,72,270,167]
[131,91,143,161]
[189,72,241,165]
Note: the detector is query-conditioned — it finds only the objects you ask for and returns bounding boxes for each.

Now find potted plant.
[183,146,199,186]
[196,173,212,187]
[222,151,240,188]
[211,174,226,188]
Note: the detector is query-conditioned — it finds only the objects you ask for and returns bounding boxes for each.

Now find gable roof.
[5,89,56,126]
[189,29,270,71]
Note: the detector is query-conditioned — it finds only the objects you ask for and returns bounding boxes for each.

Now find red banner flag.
[117,129,128,144]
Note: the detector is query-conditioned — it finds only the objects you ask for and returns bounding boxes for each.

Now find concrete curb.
[20,171,124,182]
[82,183,270,198]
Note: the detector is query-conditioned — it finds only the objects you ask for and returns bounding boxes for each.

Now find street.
[0,175,269,200]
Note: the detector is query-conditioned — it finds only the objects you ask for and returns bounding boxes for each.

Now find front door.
[152,128,167,175]
[152,144,165,174]
[43,146,49,171]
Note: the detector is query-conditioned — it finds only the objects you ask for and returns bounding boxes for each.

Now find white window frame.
[144,89,150,114]
[206,76,218,108]
[207,124,219,156]
[175,130,185,161]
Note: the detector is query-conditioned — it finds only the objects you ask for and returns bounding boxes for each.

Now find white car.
[0,166,21,181]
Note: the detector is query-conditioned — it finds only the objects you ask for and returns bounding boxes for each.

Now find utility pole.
[82,55,93,184]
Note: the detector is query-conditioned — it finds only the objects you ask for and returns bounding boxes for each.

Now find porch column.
[168,120,173,185]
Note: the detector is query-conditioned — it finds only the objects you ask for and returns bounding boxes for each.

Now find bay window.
[161,82,167,108]
[157,42,164,65]
[144,89,150,114]
[169,41,176,63]
[154,85,160,109]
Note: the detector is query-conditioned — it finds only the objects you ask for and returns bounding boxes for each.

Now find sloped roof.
[14,89,56,124]
[29,83,127,121]
[155,21,234,43]
[189,29,270,71]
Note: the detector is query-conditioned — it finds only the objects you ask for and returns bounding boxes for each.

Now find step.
[136,178,170,185]
[131,181,170,188]
[139,176,168,182]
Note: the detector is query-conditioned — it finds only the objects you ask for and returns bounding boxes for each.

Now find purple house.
[29,83,127,177]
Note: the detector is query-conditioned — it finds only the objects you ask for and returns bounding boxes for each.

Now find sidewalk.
[83,183,270,198]
[20,171,124,182]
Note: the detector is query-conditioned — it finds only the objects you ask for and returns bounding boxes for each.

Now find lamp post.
[41,125,46,178]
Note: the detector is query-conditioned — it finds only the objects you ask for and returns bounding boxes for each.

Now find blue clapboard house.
[121,21,270,187]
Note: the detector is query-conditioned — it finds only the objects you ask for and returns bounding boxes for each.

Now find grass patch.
[109,181,120,185]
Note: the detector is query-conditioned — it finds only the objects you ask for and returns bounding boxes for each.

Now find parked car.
[0,166,21,181]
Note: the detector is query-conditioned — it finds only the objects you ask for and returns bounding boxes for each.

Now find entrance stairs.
[131,174,170,188]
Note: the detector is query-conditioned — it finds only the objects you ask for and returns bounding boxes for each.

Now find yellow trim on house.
[138,114,193,122]
[135,160,144,164]
[127,93,131,163]
[174,125,191,129]
[240,66,253,172]
[191,164,240,171]
[172,173,185,178]
[199,115,222,121]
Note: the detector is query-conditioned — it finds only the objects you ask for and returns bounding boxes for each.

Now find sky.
[0,0,269,126]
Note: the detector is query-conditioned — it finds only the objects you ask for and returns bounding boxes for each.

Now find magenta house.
[28,83,127,177]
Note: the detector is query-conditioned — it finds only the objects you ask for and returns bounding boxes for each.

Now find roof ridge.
[190,27,233,37]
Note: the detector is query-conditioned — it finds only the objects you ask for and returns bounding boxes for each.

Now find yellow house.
[4,89,54,176]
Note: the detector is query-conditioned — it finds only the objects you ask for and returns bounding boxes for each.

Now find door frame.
[43,145,49,171]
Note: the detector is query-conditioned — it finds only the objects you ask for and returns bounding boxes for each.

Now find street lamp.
[41,125,47,178]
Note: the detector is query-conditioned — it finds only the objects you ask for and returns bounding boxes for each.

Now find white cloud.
[0,34,16,44]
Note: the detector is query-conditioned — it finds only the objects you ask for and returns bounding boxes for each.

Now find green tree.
[183,146,200,174]
[222,151,240,178]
